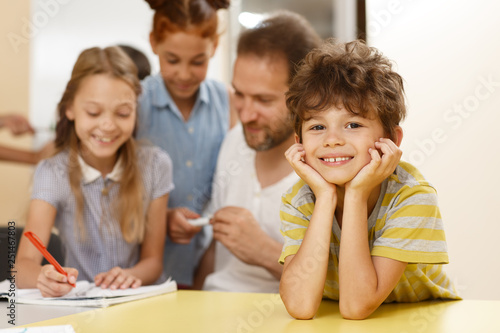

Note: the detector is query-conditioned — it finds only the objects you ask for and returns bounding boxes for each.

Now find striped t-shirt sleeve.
[279,179,315,264]
[371,183,449,264]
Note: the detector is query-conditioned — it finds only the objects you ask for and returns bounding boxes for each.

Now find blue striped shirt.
[31,146,174,282]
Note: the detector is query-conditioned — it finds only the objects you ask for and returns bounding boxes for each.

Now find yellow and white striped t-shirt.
[279,161,460,302]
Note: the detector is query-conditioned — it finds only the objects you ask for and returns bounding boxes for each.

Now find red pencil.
[24,231,76,288]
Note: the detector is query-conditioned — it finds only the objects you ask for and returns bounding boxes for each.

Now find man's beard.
[243,121,294,152]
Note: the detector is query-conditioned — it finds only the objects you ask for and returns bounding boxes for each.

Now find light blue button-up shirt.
[137,74,229,285]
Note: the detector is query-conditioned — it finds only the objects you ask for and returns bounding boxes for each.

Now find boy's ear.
[294,133,301,144]
[393,126,403,147]
[149,32,158,55]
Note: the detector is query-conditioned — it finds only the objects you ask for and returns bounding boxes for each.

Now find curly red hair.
[146,0,229,41]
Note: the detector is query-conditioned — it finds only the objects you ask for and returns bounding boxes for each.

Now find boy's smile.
[320,155,353,164]
[300,106,386,186]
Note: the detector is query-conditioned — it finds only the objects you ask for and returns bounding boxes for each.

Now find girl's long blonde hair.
[54,46,146,243]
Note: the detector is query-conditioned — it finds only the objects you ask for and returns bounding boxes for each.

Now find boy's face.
[300,105,386,186]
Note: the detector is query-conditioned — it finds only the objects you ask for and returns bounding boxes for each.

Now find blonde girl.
[16,46,174,297]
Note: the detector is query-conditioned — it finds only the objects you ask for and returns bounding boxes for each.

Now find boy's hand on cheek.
[347,138,402,195]
[285,143,336,197]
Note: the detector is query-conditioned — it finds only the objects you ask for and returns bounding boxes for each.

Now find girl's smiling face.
[151,31,216,105]
[300,106,386,186]
[66,74,137,173]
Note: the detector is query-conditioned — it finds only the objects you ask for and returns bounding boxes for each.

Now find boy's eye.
[166,58,178,64]
[346,123,361,129]
[310,125,325,131]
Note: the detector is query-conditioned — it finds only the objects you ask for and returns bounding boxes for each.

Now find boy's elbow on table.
[281,294,319,320]
[339,299,377,320]
[285,304,317,320]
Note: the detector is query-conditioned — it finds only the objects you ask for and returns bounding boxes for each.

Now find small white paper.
[0,325,75,333]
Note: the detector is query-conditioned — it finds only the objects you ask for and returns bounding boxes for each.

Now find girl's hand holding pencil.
[24,231,79,297]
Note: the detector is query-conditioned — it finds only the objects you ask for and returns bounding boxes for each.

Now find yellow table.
[22,291,500,333]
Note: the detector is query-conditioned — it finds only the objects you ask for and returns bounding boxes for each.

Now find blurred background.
[1,0,498,300]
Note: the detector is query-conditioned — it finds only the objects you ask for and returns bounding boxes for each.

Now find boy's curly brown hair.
[286,39,406,142]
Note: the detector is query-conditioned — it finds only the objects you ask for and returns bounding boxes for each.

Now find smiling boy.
[279,39,460,320]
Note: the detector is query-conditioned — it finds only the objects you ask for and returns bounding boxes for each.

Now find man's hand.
[211,206,268,265]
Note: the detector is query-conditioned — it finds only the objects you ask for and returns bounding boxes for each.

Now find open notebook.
[0,278,177,308]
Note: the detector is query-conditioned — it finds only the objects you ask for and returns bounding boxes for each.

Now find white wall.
[29,0,228,147]
[367,0,500,300]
